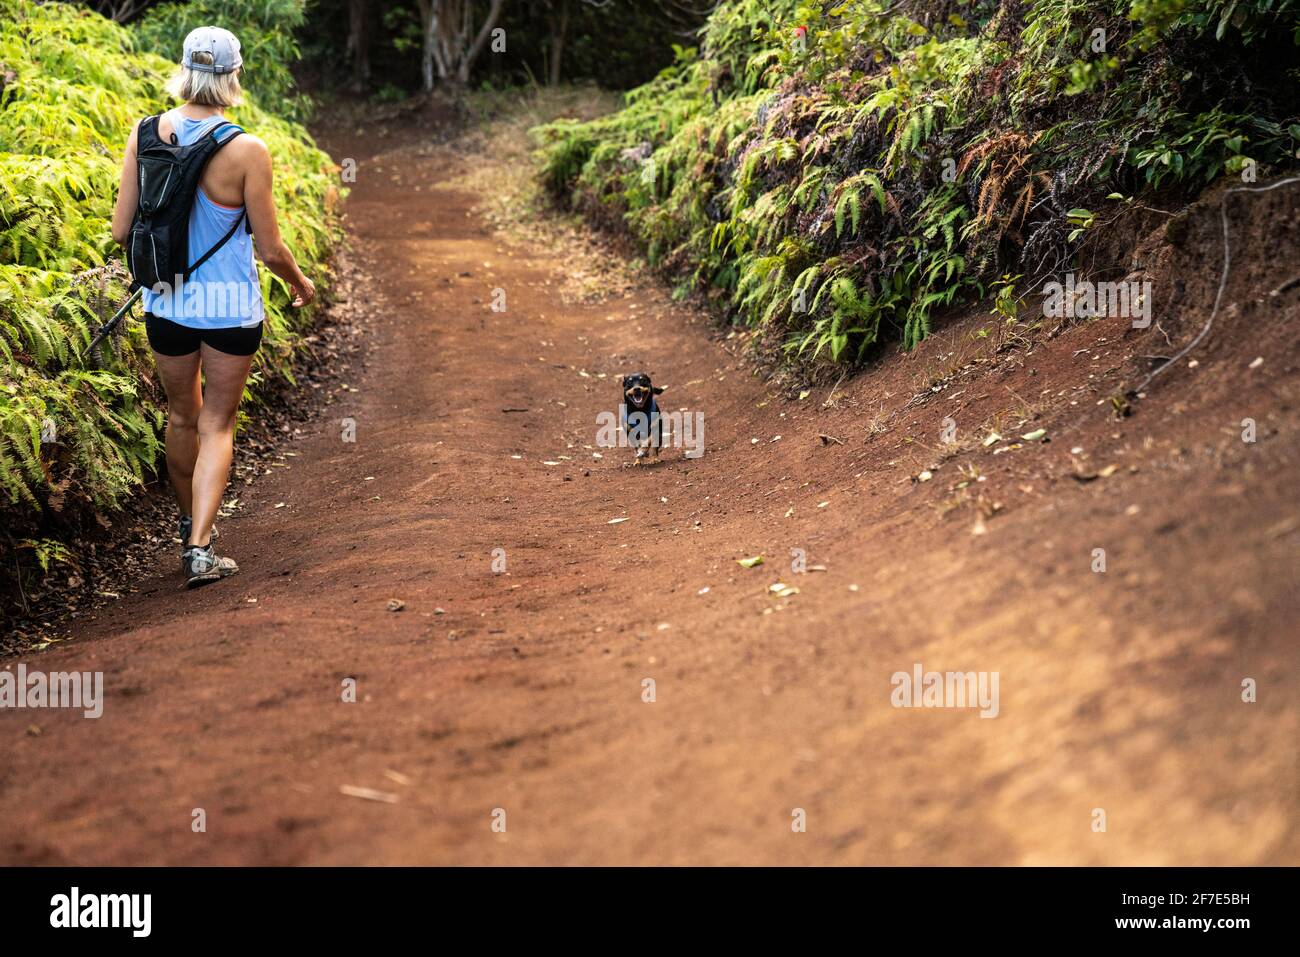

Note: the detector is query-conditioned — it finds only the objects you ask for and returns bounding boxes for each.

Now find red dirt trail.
[1,120,1297,865]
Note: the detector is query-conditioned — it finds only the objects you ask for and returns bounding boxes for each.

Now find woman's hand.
[290,276,316,307]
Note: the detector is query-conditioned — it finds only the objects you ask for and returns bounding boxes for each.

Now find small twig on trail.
[819,433,845,446]
[12,552,28,615]
[1131,176,1300,397]
[1002,383,1036,420]
[1271,275,1300,296]
[822,371,849,408]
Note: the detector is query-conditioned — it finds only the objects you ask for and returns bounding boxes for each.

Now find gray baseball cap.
[182,26,242,75]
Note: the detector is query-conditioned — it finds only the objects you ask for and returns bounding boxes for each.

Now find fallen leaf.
[339,785,398,804]
[736,555,765,568]
[1073,462,1120,482]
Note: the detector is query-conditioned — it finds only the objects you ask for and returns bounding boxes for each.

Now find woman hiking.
[111,27,315,587]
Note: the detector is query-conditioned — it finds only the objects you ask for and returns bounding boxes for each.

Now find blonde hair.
[165,51,243,107]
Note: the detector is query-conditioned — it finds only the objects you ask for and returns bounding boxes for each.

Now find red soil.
[1,119,1296,865]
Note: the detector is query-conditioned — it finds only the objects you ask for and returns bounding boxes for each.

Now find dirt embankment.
[0,107,1295,865]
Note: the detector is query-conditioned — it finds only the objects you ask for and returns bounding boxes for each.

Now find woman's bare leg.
[151,349,203,518]
[189,343,254,548]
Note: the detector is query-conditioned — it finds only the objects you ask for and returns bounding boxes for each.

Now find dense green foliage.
[0,0,340,553]
[133,0,311,118]
[538,0,1300,365]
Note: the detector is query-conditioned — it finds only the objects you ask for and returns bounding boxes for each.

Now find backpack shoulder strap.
[183,209,246,281]
[136,113,164,150]
[181,121,251,279]
[208,121,245,146]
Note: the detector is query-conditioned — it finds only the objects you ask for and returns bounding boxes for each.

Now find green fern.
[0,0,342,531]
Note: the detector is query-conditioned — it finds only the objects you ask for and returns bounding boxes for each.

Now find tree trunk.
[346,0,371,93]
[456,0,507,84]
[420,0,506,91]
[434,0,459,84]
[417,0,436,91]
[548,0,569,86]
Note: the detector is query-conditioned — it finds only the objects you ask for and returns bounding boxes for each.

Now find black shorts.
[145,313,264,357]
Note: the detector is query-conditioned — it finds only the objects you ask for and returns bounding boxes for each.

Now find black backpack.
[125,113,247,292]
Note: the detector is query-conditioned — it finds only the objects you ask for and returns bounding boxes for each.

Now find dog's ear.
[622,376,632,389]
[653,386,665,394]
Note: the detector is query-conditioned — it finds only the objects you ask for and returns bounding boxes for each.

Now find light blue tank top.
[142,112,265,329]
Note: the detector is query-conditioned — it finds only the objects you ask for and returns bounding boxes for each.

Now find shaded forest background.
[87,0,717,96]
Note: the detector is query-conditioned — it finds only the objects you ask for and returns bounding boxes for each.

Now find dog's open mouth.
[626,386,650,404]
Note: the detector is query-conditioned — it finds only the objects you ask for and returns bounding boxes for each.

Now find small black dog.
[621,372,665,464]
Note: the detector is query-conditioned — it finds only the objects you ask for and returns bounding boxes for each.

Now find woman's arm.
[241,135,315,307]
[111,121,141,246]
